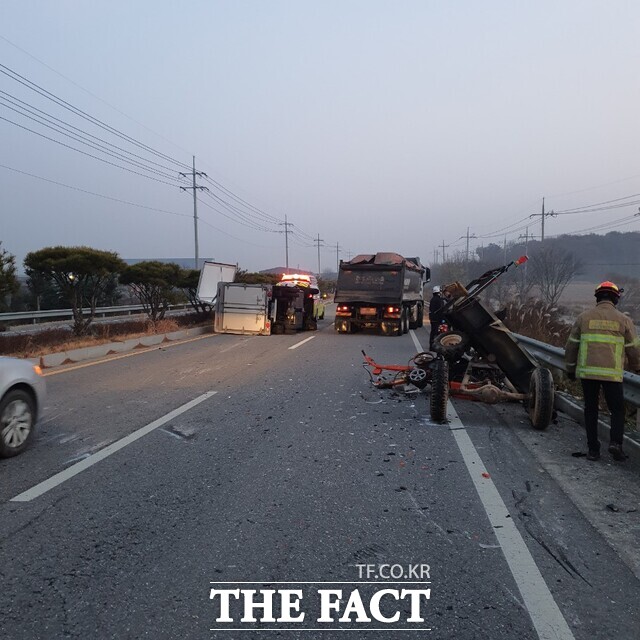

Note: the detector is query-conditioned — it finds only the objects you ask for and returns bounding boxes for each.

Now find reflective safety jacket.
[565,301,640,382]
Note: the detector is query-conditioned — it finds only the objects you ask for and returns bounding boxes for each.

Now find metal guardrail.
[0,304,190,324]
[513,332,640,408]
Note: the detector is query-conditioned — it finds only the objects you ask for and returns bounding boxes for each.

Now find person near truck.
[429,286,446,348]
[564,281,640,461]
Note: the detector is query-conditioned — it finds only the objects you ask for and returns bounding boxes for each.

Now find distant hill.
[482,231,640,281]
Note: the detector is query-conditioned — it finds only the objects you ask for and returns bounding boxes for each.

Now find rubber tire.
[409,304,418,330]
[0,389,36,458]
[432,331,470,361]
[430,359,449,423]
[395,319,403,336]
[528,367,554,430]
[417,303,424,328]
[336,320,351,333]
[403,308,409,334]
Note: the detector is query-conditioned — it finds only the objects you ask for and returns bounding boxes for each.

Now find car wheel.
[0,389,36,458]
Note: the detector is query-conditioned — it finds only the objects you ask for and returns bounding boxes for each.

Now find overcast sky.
[1,0,639,273]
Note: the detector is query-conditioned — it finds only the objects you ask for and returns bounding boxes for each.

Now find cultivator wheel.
[432,331,469,361]
[528,367,554,430]
[430,359,449,423]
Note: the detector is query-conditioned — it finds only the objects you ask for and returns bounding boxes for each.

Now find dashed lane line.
[10,391,217,502]
[288,335,316,350]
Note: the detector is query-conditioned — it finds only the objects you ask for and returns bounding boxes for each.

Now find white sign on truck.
[196,261,238,304]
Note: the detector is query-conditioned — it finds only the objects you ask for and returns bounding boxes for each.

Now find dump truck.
[334,252,429,335]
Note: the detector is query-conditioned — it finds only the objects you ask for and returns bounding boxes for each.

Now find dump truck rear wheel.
[432,331,469,361]
[528,367,554,430]
[430,359,449,423]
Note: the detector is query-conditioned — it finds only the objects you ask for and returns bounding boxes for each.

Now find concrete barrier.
[39,326,210,368]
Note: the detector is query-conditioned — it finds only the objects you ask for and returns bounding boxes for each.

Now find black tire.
[395,319,403,336]
[528,367,554,430]
[335,320,351,333]
[0,389,36,458]
[430,359,449,423]
[403,308,410,334]
[432,331,470,361]
[409,304,418,330]
[417,303,424,328]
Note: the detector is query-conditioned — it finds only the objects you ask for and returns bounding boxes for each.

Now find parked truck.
[334,252,429,336]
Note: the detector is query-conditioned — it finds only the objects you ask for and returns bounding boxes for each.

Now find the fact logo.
[208,564,432,631]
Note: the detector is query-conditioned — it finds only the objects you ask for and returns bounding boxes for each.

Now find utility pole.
[462,227,477,262]
[314,233,324,275]
[179,156,208,268]
[503,234,507,264]
[433,248,438,265]
[280,215,293,270]
[518,226,534,295]
[335,242,340,274]
[529,197,555,243]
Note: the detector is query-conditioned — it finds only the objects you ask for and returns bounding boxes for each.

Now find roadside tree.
[0,241,19,312]
[24,246,126,335]
[120,261,181,324]
[177,268,209,316]
[529,246,583,306]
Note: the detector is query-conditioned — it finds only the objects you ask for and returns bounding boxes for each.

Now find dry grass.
[0,313,209,358]
[502,300,572,347]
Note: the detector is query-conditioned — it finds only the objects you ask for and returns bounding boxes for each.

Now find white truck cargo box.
[196,261,238,305]
[214,282,272,335]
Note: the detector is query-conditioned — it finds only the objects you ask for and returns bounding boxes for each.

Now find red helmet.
[595,281,622,298]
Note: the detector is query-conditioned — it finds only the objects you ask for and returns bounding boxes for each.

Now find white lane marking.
[411,333,574,640]
[409,329,423,353]
[288,335,316,350]
[11,391,217,502]
[448,405,575,640]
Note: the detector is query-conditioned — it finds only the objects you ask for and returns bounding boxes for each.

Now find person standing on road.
[429,285,446,348]
[564,281,640,461]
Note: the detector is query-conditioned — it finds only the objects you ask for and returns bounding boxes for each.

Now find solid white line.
[447,406,575,640]
[409,329,423,353]
[11,391,217,502]
[411,333,574,640]
[288,335,316,350]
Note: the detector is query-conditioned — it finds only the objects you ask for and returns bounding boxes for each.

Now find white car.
[0,357,46,458]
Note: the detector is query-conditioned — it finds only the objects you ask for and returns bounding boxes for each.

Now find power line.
[0,114,180,186]
[0,32,194,159]
[0,97,183,182]
[0,90,188,177]
[0,62,191,170]
[0,162,190,218]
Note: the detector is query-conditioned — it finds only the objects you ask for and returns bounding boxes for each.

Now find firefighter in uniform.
[564,281,640,461]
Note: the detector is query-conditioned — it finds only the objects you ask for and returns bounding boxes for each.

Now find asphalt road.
[1,311,640,639]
